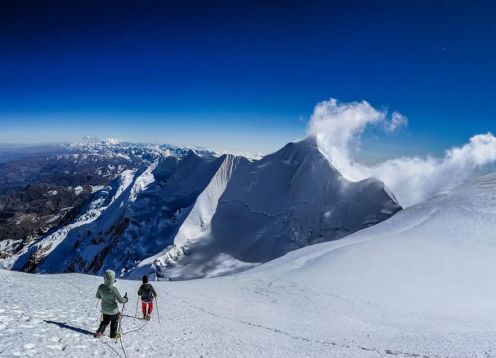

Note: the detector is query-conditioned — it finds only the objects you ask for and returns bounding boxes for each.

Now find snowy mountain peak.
[273,136,323,160]
[7,138,401,280]
[144,138,401,279]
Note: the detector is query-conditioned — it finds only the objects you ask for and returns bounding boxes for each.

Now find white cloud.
[384,112,408,133]
[308,98,496,207]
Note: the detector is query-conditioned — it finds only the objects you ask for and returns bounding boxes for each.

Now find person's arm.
[96,286,101,299]
[113,287,128,304]
[152,286,157,298]
[137,286,142,297]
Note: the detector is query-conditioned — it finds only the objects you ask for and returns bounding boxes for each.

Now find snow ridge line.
[172,293,442,358]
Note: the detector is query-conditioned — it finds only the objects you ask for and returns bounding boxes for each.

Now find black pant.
[97,313,120,338]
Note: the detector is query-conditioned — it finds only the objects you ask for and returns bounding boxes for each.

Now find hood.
[103,269,116,287]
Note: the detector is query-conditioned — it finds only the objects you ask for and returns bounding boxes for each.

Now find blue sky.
[0,0,495,156]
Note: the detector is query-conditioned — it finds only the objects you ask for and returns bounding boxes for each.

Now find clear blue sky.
[0,0,495,155]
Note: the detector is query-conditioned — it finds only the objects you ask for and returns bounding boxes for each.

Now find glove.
[124,292,128,303]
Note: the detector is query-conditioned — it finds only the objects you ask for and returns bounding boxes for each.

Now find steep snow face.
[152,138,401,279]
[11,170,137,272]
[171,155,247,249]
[129,161,157,202]
[209,138,400,262]
[14,151,225,276]
[139,154,256,278]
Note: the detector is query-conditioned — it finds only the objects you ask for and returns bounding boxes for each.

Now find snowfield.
[1,173,496,357]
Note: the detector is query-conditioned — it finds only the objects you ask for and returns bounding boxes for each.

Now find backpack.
[140,283,154,302]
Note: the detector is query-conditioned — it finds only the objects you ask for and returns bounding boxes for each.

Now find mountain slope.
[1,173,495,357]
[12,151,224,275]
[176,171,496,355]
[143,137,401,279]
[0,140,208,266]
[209,138,400,262]
[9,137,401,279]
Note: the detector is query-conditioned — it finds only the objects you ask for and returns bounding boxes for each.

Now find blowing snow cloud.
[308,98,496,207]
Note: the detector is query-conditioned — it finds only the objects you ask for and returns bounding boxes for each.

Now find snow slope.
[1,173,496,357]
[12,151,225,276]
[0,140,216,269]
[11,170,137,273]
[146,137,401,279]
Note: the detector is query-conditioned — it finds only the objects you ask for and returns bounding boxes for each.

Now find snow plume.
[308,98,496,207]
[307,98,407,180]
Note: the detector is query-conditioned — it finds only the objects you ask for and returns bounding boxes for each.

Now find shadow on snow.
[43,320,94,336]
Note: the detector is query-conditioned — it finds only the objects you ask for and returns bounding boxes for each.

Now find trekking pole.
[155,297,160,323]
[118,293,128,337]
[118,296,129,358]
[119,303,125,335]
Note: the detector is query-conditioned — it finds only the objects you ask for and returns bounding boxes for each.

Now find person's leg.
[148,301,154,315]
[110,314,119,338]
[142,302,147,317]
[97,314,110,335]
